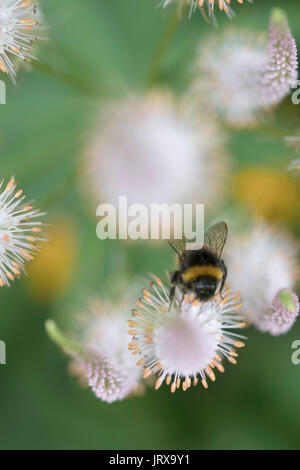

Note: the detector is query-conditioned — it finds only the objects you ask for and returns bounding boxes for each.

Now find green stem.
[45,319,85,359]
[147,6,185,87]
[31,60,100,98]
[271,8,287,25]
[40,167,78,211]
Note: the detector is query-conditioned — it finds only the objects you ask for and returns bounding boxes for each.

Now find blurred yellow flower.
[232,167,300,224]
[25,217,77,304]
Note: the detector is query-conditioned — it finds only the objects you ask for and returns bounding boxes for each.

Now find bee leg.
[220,288,224,300]
[219,262,228,299]
[169,271,182,310]
[178,286,188,306]
[169,285,176,311]
[170,270,180,284]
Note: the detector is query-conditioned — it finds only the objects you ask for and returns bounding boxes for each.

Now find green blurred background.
[0,0,300,450]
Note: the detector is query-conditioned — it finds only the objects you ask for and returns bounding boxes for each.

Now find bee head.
[193,277,217,301]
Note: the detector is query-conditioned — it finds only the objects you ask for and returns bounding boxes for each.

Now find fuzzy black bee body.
[168,222,228,306]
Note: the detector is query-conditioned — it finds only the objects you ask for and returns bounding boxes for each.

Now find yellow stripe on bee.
[182,265,223,282]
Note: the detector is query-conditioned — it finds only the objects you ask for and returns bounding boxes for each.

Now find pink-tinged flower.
[191,9,298,126]
[46,320,134,403]
[259,9,298,108]
[0,0,42,81]
[46,299,143,404]
[259,288,299,336]
[128,276,246,393]
[81,349,136,404]
[227,221,299,335]
[0,176,45,287]
[161,0,252,21]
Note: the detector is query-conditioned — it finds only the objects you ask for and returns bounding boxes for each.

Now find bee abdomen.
[182,265,223,282]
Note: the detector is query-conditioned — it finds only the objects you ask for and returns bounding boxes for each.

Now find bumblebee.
[168,221,228,306]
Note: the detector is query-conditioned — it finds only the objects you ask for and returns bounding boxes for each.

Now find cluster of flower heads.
[46,299,143,403]
[46,216,300,403]
[161,0,252,21]
[191,9,298,126]
[0,0,297,408]
[227,221,299,336]
[0,176,44,287]
[0,0,42,82]
[0,0,252,84]
[128,276,246,393]
[46,277,247,401]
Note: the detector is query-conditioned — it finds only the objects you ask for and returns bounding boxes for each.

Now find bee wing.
[204,221,228,259]
[167,238,187,259]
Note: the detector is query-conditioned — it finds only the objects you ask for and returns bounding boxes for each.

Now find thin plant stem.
[41,168,79,211]
[31,60,100,98]
[147,6,185,86]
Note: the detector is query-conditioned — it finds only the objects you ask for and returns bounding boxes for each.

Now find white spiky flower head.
[161,0,252,21]
[46,299,143,404]
[227,221,299,335]
[0,176,45,287]
[84,90,228,209]
[128,276,246,393]
[0,0,42,81]
[191,9,298,127]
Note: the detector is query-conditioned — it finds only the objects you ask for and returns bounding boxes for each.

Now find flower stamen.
[129,277,246,393]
